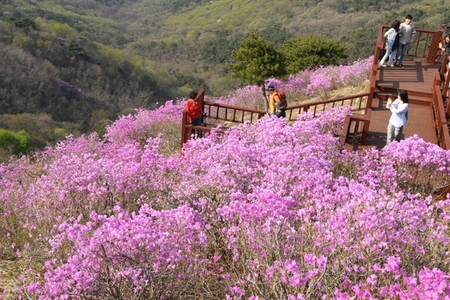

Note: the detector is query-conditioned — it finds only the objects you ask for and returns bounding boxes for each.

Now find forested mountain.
[0,0,449,141]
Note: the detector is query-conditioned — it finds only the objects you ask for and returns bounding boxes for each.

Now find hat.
[267,85,275,91]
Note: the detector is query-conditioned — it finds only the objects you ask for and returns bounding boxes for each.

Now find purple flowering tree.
[2,56,450,299]
[0,105,449,299]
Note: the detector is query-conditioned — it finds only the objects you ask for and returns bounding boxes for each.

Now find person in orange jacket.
[267,85,285,118]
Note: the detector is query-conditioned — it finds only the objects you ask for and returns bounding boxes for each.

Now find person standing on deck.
[396,15,416,68]
[386,90,409,145]
[380,20,401,67]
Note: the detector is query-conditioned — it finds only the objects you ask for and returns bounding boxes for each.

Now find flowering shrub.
[306,72,333,99]
[2,100,450,299]
[104,100,184,154]
[221,85,266,110]
[209,56,373,108]
[37,205,209,299]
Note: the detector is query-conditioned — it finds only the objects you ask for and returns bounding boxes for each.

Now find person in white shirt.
[386,90,409,145]
[380,20,401,67]
[396,15,416,68]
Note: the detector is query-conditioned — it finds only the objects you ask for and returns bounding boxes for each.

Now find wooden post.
[196,89,205,124]
[181,110,188,150]
[361,109,372,145]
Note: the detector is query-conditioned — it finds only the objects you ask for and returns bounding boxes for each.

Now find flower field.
[2,57,450,299]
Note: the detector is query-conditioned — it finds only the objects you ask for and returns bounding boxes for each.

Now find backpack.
[392,33,400,52]
[276,91,288,110]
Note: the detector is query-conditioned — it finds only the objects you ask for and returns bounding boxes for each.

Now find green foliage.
[209,75,243,97]
[260,23,293,47]
[162,0,210,13]
[0,129,30,155]
[340,27,377,63]
[0,0,449,143]
[0,113,80,153]
[331,0,416,13]
[198,29,243,64]
[98,44,127,70]
[230,32,287,86]
[47,22,76,37]
[174,72,209,93]
[68,40,85,57]
[280,35,347,73]
[7,16,36,32]
[89,109,111,137]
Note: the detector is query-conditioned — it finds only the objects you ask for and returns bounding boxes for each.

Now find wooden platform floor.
[351,60,441,151]
[377,60,440,95]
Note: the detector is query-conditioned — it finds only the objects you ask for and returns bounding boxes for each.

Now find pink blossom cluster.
[2,100,450,298]
[104,101,184,144]
[306,72,334,98]
[223,57,373,109]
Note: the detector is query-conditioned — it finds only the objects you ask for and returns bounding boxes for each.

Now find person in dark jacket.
[439,34,450,62]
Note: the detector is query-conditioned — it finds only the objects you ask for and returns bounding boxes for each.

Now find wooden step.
[375,85,432,99]
[373,90,432,106]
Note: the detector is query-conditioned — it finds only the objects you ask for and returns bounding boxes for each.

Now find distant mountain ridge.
[0,0,448,132]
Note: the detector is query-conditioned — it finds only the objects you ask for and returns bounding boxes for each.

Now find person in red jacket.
[186,90,202,126]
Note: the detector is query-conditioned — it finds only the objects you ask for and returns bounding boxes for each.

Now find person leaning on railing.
[186,90,202,126]
[185,90,203,135]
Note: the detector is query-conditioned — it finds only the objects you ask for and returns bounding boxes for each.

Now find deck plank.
[355,60,441,150]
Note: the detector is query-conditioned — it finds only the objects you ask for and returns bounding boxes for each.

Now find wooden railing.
[284,92,370,121]
[181,95,266,147]
[412,28,442,63]
[181,92,372,147]
[431,73,450,149]
[372,24,445,85]
[203,101,265,124]
[340,109,372,146]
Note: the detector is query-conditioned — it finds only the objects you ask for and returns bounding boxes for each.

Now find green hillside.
[0,0,449,156]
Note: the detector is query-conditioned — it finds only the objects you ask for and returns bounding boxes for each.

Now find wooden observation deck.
[181,24,450,151]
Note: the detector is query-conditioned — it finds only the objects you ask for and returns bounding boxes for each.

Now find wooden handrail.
[374,24,443,66]
[431,73,450,149]
[203,101,265,124]
[182,93,372,148]
[284,92,370,121]
[339,109,372,146]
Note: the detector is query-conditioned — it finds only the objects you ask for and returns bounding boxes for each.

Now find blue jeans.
[397,43,409,65]
[192,117,202,126]
[191,117,202,135]
[386,123,403,145]
[380,40,395,66]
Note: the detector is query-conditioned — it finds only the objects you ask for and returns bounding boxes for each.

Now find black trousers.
[276,110,286,118]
